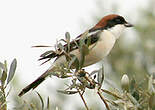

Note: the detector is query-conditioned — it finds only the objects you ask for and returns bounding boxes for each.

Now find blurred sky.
[0,0,148,95]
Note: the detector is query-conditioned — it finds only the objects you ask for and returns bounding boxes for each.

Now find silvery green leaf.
[65,32,71,53]
[149,93,155,109]
[79,44,89,69]
[130,78,136,91]
[40,50,55,57]
[1,71,7,85]
[80,30,89,39]
[36,92,44,110]
[4,60,7,72]
[59,38,66,43]
[82,44,89,56]
[0,62,7,72]
[86,36,91,46]
[97,65,104,86]
[148,75,155,94]
[65,32,70,43]
[59,74,71,78]
[7,58,17,84]
[0,62,5,70]
[79,38,85,46]
[47,96,50,110]
[68,54,79,70]
[57,90,78,95]
[0,69,2,79]
[57,43,64,50]
[32,45,51,48]
[126,93,140,107]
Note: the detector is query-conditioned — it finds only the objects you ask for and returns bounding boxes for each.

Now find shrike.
[19,14,133,96]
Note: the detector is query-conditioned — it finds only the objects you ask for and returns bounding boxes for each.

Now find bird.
[19,14,133,96]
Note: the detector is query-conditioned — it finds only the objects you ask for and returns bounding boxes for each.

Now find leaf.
[1,70,7,86]
[0,62,7,72]
[59,74,71,78]
[0,61,7,86]
[0,69,2,79]
[4,60,7,73]
[97,65,104,86]
[79,44,89,69]
[80,30,89,39]
[126,93,140,107]
[65,32,70,43]
[65,32,71,53]
[149,93,155,109]
[57,90,78,95]
[32,45,52,48]
[36,92,44,110]
[7,58,17,84]
[57,43,64,50]
[40,50,55,57]
[148,75,155,94]
[0,62,5,70]
[59,38,67,43]
[68,54,79,70]
[81,44,89,56]
[47,96,50,110]
[86,35,91,46]
[78,35,90,69]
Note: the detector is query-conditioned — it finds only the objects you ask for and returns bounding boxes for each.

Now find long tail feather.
[18,70,49,97]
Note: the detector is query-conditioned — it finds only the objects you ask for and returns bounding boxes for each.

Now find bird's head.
[90,14,133,39]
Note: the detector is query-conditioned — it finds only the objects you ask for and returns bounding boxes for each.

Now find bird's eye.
[114,18,121,23]
[106,16,126,28]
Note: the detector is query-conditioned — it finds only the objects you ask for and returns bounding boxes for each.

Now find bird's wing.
[39,30,102,63]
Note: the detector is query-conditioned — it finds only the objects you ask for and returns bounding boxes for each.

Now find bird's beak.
[124,22,133,27]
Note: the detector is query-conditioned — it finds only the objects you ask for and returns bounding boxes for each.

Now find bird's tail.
[18,69,51,97]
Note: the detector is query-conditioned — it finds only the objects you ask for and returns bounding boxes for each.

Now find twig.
[84,75,95,86]
[78,90,89,110]
[101,89,123,99]
[97,90,110,110]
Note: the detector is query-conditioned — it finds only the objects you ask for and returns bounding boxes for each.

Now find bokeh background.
[0,0,155,109]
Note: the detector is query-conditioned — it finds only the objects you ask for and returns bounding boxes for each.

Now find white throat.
[108,24,125,39]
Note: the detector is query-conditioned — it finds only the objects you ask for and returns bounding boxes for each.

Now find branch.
[78,90,89,110]
[97,89,110,110]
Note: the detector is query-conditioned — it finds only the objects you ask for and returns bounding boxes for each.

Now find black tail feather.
[18,71,48,97]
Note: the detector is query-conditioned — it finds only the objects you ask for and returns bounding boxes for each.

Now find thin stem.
[78,90,89,110]
[97,90,110,110]
[84,75,95,86]
[101,89,123,99]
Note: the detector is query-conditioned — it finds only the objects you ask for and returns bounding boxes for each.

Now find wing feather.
[39,30,101,62]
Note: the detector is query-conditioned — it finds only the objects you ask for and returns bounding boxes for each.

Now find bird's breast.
[83,30,116,66]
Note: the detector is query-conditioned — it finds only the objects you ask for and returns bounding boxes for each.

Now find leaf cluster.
[0,59,17,110]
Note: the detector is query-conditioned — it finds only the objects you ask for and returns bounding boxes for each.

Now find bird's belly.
[84,31,116,66]
[84,41,115,66]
